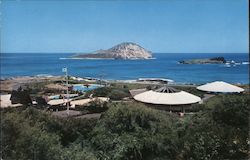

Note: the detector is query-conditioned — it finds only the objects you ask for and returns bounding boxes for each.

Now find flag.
[62,67,67,72]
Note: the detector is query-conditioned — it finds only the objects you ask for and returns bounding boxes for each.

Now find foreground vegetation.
[1,94,249,160]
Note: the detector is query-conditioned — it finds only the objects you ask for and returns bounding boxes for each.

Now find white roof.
[138,78,174,82]
[0,94,12,107]
[48,97,109,106]
[48,99,72,106]
[70,99,92,106]
[197,81,244,93]
[0,94,22,108]
[134,90,201,105]
[76,78,84,81]
[71,97,109,106]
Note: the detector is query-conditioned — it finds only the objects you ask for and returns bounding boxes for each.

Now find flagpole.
[66,68,69,116]
[62,67,69,116]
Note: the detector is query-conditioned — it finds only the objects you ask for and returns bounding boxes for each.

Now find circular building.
[133,86,201,112]
[197,81,244,93]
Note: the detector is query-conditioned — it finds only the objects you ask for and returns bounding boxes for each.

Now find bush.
[85,87,112,98]
[35,96,47,105]
[10,87,32,105]
[108,89,130,100]
[90,102,179,159]
[175,86,204,98]
[62,144,97,160]
[1,94,248,160]
[212,94,249,128]
[85,87,130,100]
[123,85,128,89]
[85,100,108,113]
[1,108,62,160]
[0,107,98,160]
[180,94,249,160]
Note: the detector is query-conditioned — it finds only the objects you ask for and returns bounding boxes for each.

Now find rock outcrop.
[179,57,226,64]
[73,42,152,59]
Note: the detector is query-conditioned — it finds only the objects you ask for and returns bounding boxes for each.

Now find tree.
[84,99,108,113]
[90,102,179,159]
[180,94,249,160]
[1,108,62,160]
[62,143,97,160]
[10,87,32,105]
[108,89,130,100]
[1,108,97,160]
[36,97,47,105]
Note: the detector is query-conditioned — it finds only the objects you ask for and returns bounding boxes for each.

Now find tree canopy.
[1,94,249,159]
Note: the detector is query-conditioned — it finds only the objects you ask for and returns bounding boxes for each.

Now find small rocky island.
[72,42,152,60]
[179,57,226,64]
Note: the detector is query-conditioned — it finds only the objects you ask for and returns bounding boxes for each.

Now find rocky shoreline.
[0,76,175,93]
[179,57,226,64]
[1,75,248,93]
[0,76,63,92]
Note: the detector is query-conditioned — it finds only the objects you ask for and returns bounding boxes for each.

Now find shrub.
[85,100,108,113]
[181,94,249,160]
[108,89,129,100]
[85,87,130,100]
[35,96,47,105]
[175,86,204,98]
[85,87,112,98]
[0,107,98,160]
[1,94,248,160]
[62,143,97,160]
[212,94,249,128]
[123,85,128,89]
[10,87,32,105]
[90,102,179,159]
[1,108,62,160]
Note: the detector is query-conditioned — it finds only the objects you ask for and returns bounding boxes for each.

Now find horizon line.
[1,52,249,54]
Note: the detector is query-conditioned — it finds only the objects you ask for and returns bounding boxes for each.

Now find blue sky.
[1,0,249,53]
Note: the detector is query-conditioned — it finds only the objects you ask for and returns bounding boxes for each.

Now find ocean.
[0,53,249,84]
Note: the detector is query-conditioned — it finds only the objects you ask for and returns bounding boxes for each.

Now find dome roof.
[134,86,201,105]
[197,81,244,93]
[154,86,179,93]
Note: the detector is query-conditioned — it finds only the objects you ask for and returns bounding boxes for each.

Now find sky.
[1,0,249,53]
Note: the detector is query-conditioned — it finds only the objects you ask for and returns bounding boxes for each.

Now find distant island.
[179,57,226,64]
[72,42,152,60]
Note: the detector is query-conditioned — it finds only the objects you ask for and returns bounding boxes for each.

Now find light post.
[62,67,69,116]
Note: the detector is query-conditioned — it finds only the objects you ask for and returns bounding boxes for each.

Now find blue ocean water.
[0,53,249,84]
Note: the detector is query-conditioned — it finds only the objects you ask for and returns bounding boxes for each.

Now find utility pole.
[62,67,69,116]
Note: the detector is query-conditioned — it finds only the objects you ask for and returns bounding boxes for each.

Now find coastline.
[1,75,249,93]
[2,53,248,84]
[0,76,63,92]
